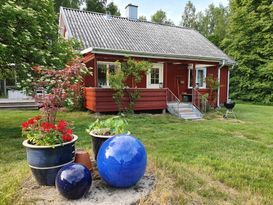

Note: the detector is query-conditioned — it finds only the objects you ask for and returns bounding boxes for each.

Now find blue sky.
[110,0,229,25]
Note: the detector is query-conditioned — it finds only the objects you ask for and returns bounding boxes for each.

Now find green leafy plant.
[206,75,220,107]
[86,116,129,136]
[108,58,152,112]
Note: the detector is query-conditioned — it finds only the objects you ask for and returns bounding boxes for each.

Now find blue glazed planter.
[56,163,92,199]
[22,135,77,186]
[97,134,147,188]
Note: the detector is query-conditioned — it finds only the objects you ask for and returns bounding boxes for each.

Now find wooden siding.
[84,87,167,112]
[220,66,229,104]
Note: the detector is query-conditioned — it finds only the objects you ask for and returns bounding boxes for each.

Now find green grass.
[0,104,273,204]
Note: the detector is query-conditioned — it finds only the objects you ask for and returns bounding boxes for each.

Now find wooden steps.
[0,99,38,109]
[167,102,202,120]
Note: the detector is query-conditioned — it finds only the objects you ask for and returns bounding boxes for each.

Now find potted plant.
[21,59,90,186]
[22,116,77,186]
[86,116,129,160]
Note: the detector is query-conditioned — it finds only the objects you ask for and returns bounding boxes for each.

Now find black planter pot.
[89,131,112,160]
[22,135,77,186]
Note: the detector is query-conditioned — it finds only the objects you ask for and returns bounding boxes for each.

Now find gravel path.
[19,175,155,205]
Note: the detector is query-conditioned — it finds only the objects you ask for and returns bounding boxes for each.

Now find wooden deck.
[84,88,167,112]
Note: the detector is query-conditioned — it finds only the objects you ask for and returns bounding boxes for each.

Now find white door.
[146,63,164,88]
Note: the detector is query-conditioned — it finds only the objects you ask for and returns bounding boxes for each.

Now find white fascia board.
[60,7,73,38]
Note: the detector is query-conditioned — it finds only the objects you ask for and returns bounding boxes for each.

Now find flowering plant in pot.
[86,116,129,160]
[22,59,91,186]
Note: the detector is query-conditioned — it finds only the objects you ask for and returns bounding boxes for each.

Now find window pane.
[151,68,159,84]
[197,70,204,87]
[98,64,107,87]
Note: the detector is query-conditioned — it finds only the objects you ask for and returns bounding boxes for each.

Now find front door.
[146,63,163,88]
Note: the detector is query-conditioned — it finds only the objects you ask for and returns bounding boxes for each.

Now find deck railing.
[166,88,181,116]
[192,88,208,114]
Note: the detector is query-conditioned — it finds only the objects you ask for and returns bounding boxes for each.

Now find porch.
[82,53,229,118]
[84,87,167,113]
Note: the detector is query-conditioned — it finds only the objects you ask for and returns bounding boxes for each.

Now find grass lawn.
[0,104,273,204]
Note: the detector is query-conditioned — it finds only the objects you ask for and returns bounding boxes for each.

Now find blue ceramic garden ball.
[55,163,92,199]
[97,134,147,188]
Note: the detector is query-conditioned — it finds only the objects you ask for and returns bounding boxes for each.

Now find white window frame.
[146,63,164,88]
[97,61,116,88]
[188,67,207,89]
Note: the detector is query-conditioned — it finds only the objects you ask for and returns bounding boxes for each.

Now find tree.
[86,0,120,16]
[223,0,273,104]
[106,2,120,16]
[151,10,167,24]
[151,9,174,25]
[197,4,228,48]
[181,1,198,29]
[53,0,81,13]
[85,0,106,13]
[139,15,147,21]
[0,0,77,89]
[165,19,175,26]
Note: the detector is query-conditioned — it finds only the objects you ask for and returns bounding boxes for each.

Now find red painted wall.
[84,60,95,87]
[165,63,189,98]
[220,66,229,104]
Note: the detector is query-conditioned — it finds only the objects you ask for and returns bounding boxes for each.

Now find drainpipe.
[217,60,226,107]
[227,63,236,101]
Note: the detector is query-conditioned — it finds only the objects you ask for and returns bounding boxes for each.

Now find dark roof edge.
[81,47,235,65]
[125,4,138,8]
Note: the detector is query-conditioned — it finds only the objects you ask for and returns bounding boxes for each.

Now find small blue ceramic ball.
[97,134,147,188]
[55,163,92,199]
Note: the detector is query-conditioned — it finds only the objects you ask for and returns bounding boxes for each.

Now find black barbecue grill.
[223,101,236,119]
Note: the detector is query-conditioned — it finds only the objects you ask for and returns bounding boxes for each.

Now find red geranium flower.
[57,120,67,132]
[65,129,73,135]
[62,134,72,142]
[22,121,29,129]
[28,118,35,125]
[41,122,56,132]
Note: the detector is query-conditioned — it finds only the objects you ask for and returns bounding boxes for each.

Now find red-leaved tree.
[32,58,92,123]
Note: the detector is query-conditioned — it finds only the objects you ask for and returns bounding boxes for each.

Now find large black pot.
[89,131,112,160]
[22,135,77,186]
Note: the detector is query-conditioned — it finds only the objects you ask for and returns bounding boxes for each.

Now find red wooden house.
[59,5,235,119]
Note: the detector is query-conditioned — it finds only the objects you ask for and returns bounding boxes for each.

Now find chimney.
[125,4,138,20]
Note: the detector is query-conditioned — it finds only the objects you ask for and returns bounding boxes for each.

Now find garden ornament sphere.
[97,134,147,188]
[55,163,92,199]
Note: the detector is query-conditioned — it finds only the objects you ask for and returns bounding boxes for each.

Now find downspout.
[227,63,236,101]
[217,60,226,107]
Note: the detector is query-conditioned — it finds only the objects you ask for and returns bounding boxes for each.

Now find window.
[150,68,160,84]
[188,67,207,88]
[97,62,116,87]
[146,64,163,88]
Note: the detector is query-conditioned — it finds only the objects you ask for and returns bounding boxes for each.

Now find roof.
[61,7,235,65]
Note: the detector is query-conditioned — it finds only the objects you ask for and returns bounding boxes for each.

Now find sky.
[110,0,229,25]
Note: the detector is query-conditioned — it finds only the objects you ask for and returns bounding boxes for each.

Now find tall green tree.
[197,4,228,48]
[151,10,167,24]
[54,0,81,13]
[86,0,120,16]
[181,1,198,29]
[0,0,77,89]
[106,2,120,16]
[151,9,174,25]
[86,0,106,13]
[223,0,273,103]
